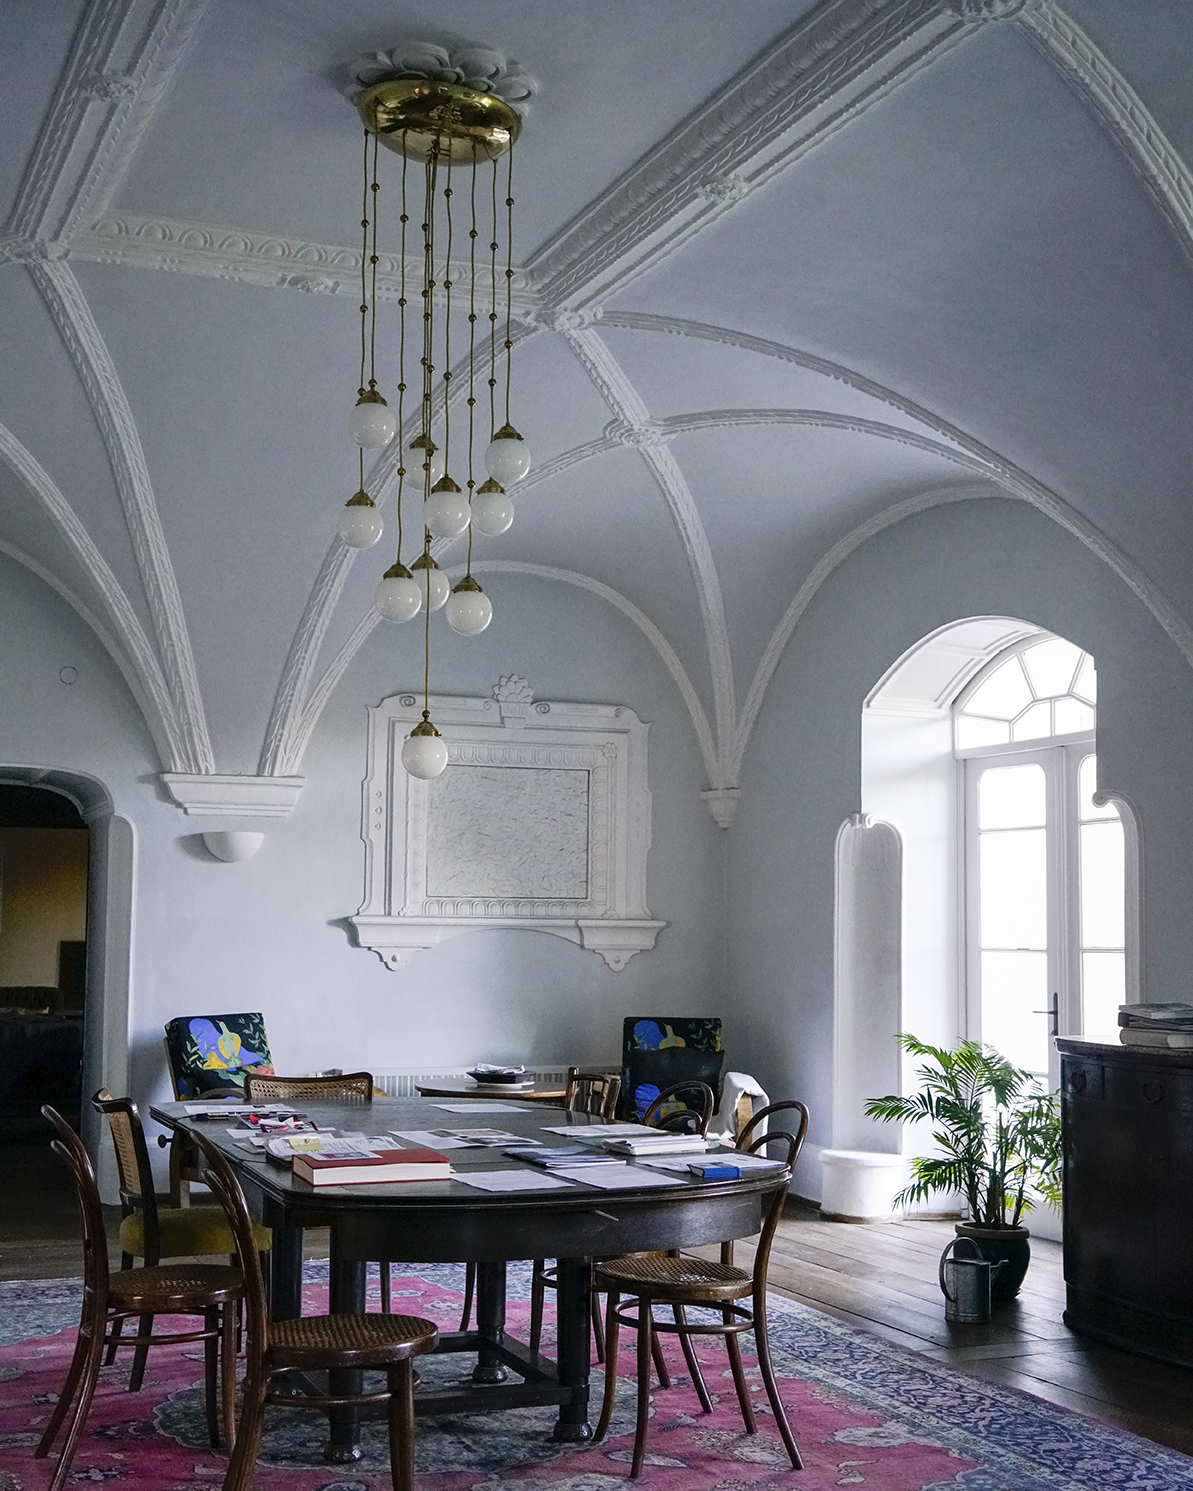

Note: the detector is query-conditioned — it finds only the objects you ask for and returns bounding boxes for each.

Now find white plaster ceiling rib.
[525,0,985,310]
[3,0,211,249]
[560,324,736,761]
[0,421,182,767]
[609,312,1193,676]
[69,213,540,316]
[28,258,214,773]
[1021,1,1193,267]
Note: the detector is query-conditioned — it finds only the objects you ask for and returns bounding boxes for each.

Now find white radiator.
[371,1067,569,1098]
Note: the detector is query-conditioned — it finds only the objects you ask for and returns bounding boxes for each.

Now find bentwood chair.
[642,1080,716,1135]
[191,1129,438,1491]
[242,1071,396,1308]
[92,1090,271,1387]
[593,1101,809,1477]
[36,1106,242,1491]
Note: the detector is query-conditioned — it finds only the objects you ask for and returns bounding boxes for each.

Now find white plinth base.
[820,1149,907,1223]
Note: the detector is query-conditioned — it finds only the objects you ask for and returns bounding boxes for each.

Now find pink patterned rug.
[1,1262,1187,1489]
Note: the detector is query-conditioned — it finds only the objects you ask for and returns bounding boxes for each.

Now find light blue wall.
[0,555,727,1134]
[727,496,1193,1165]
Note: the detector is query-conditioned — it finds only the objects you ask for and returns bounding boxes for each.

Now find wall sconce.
[202,831,264,862]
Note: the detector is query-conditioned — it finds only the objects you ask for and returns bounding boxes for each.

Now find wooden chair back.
[244,1071,374,1104]
[742,1121,805,1286]
[737,1099,809,1155]
[92,1089,163,1260]
[564,1068,621,1121]
[190,1129,270,1356]
[642,1080,716,1135]
[42,1104,110,1318]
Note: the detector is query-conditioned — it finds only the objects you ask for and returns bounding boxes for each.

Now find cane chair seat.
[595,1252,751,1301]
[117,1205,270,1260]
[270,1310,437,1366]
[107,1262,244,1311]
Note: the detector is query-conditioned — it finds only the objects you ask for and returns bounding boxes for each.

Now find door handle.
[1033,991,1059,1037]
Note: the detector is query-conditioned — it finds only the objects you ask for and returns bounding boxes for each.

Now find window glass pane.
[1074,653,1097,704]
[1082,951,1125,1045]
[980,828,1048,948]
[1012,701,1053,741]
[957,716,1010,749]
[981,950,1049,1075]
[1054,697,1095,735]
[965,656,1033,720]
[978,762,1046,829]
[1078,754,1117,821]
[1022,637,1083,697]
[1081,819,1125,947]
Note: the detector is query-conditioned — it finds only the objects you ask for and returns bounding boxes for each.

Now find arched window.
[955,638,1125,1079]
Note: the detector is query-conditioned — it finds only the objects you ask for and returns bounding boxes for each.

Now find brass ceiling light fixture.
[338,46,536,779]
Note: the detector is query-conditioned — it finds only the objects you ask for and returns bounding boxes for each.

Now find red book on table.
[291,1147,451,1186]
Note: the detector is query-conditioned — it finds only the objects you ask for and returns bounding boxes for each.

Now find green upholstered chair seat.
[118,1204,270,1259]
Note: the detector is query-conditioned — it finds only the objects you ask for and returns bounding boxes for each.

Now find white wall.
[728,496,1193,1199]
[0,555,726,1181]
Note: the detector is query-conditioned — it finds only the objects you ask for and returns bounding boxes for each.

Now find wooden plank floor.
[698,1199,1193,1458]
[4,1144,1192,1458]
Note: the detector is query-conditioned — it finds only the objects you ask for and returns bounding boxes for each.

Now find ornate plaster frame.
[350,689,664,971]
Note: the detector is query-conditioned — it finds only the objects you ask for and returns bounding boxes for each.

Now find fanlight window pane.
[981,950,1049,1075]
[1081,820,1125,947]
[979,762,1046,829]
[1022,638,1083,698]
[1012,701,1053,742]
[1082,951,1125,1045]
[956,716,1011,749]
[965,657,1032,720]
[1054,697,1095,735]
[1078,754,1116,821]
[980,830,1048,949]
[1074,653,1097,704]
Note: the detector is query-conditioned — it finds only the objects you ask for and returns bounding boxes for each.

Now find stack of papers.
[604,1134,709,1156]
[541,1122,656,1140]
[504,1145,625,1170]
[554,1164,682,1190]
[452,1169,574,1192]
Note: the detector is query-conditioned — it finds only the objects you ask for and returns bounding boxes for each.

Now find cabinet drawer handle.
[1070,1071,1087,1093]
[1142,1081,1164,1104]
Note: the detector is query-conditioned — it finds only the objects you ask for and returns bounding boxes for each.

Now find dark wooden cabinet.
[1060,1037,1193,1366]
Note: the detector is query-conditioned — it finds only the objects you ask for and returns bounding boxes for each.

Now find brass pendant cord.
[441,133,454,474]
[488,156,499,441]
[466,149,479,578]
[358,130,370,398]
[395,135,408,564]
[369,129,380,393]
[421,145,440,504]
[503,145,515,426]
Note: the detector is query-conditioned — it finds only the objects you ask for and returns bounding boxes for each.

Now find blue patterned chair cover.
[620,1016,724,1122]
[164,1012,274,1099]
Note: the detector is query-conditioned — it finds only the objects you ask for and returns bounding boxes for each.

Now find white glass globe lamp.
[483,422,531,486]
[410,550,449,611]
[471,478,514,536]
[350,391,396,449]
[337,491,383,549]
[445,576,493,635]
[401,712,448,779]
[374,563,422,623]
[425,476,471,540]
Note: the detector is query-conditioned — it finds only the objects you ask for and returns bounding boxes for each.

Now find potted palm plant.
[865,1034,1062,1301]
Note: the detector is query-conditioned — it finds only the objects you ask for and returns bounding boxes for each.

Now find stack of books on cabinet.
[1118,1004,1193,1048]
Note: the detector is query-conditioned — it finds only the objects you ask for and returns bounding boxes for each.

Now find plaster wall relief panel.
[351,677,664,972]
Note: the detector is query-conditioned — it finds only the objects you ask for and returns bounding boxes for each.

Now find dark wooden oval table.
[151,1096,784,1462]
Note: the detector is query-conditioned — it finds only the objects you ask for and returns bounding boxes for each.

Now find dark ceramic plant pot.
[954,1222,1031,1302]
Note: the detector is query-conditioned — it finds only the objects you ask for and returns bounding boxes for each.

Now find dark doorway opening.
[0,784,89,1259]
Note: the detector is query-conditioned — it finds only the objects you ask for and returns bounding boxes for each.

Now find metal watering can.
[939,1237,1006,1323]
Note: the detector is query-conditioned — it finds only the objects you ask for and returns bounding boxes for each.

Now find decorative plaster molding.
[1021,1,1193,265]
[29,259,215,773]
[351,690,664,970]
[6,0,211,244]
[945,0,1023,17]
[161,774,305,816]
[72,212,540,313]
[701,787,741,830]
[0,420,183,769]
[527,0,972,307]
[342,43,536,113]
[562,326,736,763]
